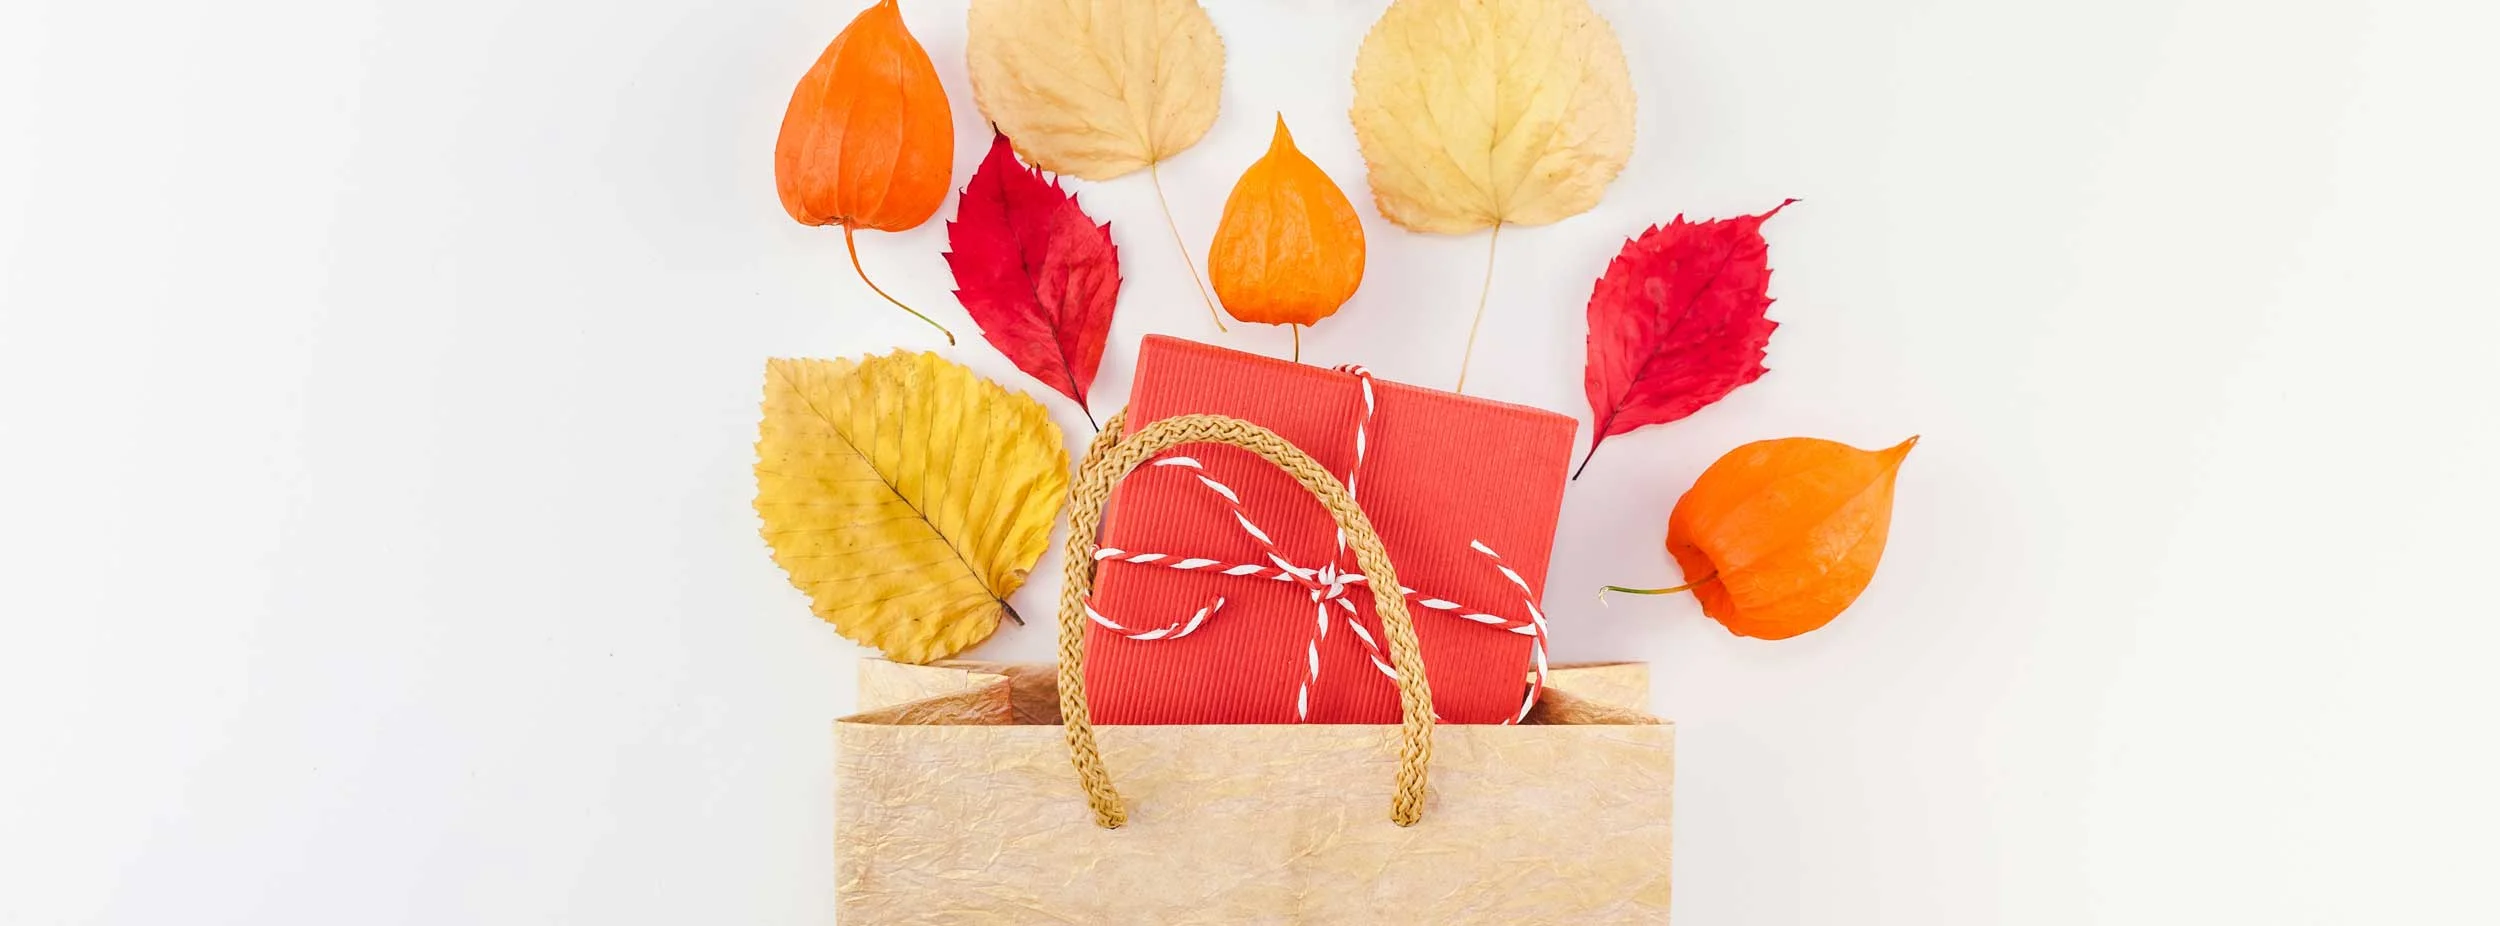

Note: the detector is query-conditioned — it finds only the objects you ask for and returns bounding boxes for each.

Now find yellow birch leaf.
[755,351,1069,664]
[965,0,1226,181]
[1349,0,1636,234]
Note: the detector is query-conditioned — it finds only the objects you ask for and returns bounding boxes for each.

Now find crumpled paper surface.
[838,661,1673,923]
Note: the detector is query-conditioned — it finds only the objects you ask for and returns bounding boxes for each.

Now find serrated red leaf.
[946,131,1122,421]
[1578,200,1793,479]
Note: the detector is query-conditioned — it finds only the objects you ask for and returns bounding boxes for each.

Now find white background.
[4,0,2496,922]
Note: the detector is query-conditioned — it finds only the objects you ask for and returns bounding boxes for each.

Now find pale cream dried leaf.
[1350,0,1636,233]
[966,0,1226,181]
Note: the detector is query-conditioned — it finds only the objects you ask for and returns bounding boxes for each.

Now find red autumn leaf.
[946,131,1122,425]
[1577,200,1793,479]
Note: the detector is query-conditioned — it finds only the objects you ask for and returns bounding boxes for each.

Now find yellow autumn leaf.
[1349,0,1636,234]
[754,351,1069,664]
[965,0,1226,182]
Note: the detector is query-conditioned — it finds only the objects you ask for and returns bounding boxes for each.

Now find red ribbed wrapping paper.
[1086,336,1577,724]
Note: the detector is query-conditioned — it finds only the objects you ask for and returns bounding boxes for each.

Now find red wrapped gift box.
[1085,336,1577,724]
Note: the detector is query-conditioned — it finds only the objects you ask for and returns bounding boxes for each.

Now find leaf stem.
[1597,572,1717,604]
[1079,404,1099,432]
[1150,162,1225,333]
[844,225,953,345]
[1291,324,1301,363]
[1572,442,1599,481]
[1454,221,1502,393]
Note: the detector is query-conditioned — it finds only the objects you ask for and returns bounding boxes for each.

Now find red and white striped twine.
[1085,365,1551,724]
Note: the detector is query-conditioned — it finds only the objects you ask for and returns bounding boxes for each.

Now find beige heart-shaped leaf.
[755,352,1069,664]
[1350,0,1636,234]
[965,0,1226,181]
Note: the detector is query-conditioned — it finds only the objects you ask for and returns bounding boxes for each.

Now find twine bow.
[1085,366,1552,723]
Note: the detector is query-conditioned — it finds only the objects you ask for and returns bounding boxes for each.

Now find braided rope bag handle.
[1056,412,1438,830]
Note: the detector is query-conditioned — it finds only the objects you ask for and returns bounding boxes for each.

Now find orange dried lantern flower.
[1608,436,1917,640]
[1208,116,1366,355]
[775,0,957,343]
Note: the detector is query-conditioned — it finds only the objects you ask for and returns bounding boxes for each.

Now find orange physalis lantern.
[774,0,958,342]
[1208,116,1366,357]
[1610,436,1917,640]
